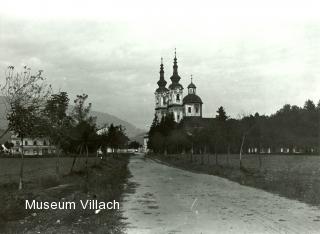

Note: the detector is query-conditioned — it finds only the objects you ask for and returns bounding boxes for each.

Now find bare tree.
[1,66,51,190]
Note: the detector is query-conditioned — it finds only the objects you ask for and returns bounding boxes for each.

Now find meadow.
[0,156,97,185]
[151,153,320,207]
[0,155,131,233]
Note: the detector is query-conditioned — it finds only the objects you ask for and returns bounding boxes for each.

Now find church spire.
[173,48,178,75]
[170,48,182,86]
[156,57,167,92]
[187,74,196,94]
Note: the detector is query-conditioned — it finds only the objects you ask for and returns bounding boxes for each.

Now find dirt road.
[122,154,320,234]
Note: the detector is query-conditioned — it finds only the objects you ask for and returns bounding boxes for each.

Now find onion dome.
[183,94,203,104]
[168,49,183,90]
[188,75,196,89]
[183,75,202,104]
[156,57,169,93]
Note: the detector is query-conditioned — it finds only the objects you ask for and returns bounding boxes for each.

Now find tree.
[128,141,141,149]
[1,66,51,190]
[304,99,316,111]
[214,106,229,165]
[97,126,109,158]
[216,106,228,122]
[44,91,70,180]
[69,94,97,174]
[107,124,129,156]
[147,114,160,150]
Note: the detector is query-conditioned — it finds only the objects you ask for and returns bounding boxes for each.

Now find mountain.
[130,132,148,145]
[0,96,144,138]
[90,110,144,138]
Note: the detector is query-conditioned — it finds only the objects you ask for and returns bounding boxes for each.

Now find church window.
[188,107,191,113]
[176,94,180,101]
[163,98,166,105]
[177,114,180,120]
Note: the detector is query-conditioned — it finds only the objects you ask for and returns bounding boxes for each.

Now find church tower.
[155,58,169,120]
[167,49,184,122]
[183,75,203,117]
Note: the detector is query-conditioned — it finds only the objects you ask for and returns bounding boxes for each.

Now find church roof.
[169,49,183,90]
[187,82,196,89]
[156,86,169,92]
[156,58,168,93]
[183,94,203,104]
[168,83,183,90]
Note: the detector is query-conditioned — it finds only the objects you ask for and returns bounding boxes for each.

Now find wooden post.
[239,134,246,169]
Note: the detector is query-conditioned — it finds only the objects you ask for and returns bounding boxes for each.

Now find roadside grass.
[0,154,131,233]
[149,153,320,207]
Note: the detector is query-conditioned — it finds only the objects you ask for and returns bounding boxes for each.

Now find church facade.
[155,51,203,122]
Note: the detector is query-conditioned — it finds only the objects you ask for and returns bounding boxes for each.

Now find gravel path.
[122,154,320,234]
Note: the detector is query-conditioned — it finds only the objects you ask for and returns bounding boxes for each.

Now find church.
[155,50,204,122]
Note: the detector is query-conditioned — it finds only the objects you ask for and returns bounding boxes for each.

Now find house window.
[163,97,166,105]
[195,107,199,113]
[43,140,47,146]
[24,141,28,146]
[188,107,191,113]
[177,114,180,120]
[33,141,37,146]
[176,94,180,101]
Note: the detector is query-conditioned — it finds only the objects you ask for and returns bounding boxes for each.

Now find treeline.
[1,66,129,189]
[148,100,320,155]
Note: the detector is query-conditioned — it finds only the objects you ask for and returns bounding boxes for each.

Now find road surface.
[122,154,320,234]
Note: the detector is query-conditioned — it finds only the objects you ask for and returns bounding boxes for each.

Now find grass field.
[0,155,131,233]
[0,156,98,184]
[150,153,320,207]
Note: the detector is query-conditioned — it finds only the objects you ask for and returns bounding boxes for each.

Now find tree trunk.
[190,142,194,162]
[0,127,9,141]
[85,145,89,179]
[70,145,82,173]
[227,144,230,166]
[56,147,61,181]
[259,154,262,170]
[240,134,246,169]
[95,150,98,166]
[18,137,24,190]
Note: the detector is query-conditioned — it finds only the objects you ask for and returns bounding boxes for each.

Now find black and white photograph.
[1,0,320,233]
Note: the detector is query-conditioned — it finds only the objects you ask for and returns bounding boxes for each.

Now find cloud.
[0,4,320,129]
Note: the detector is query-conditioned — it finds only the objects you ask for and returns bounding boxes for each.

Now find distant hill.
[0,96,144,138]
[131,132,148,145]
[90,110,144,138]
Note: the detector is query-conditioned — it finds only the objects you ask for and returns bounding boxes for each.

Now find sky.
[0,0,320,129]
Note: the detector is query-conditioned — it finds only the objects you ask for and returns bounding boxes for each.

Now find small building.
[11,135,56,156]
